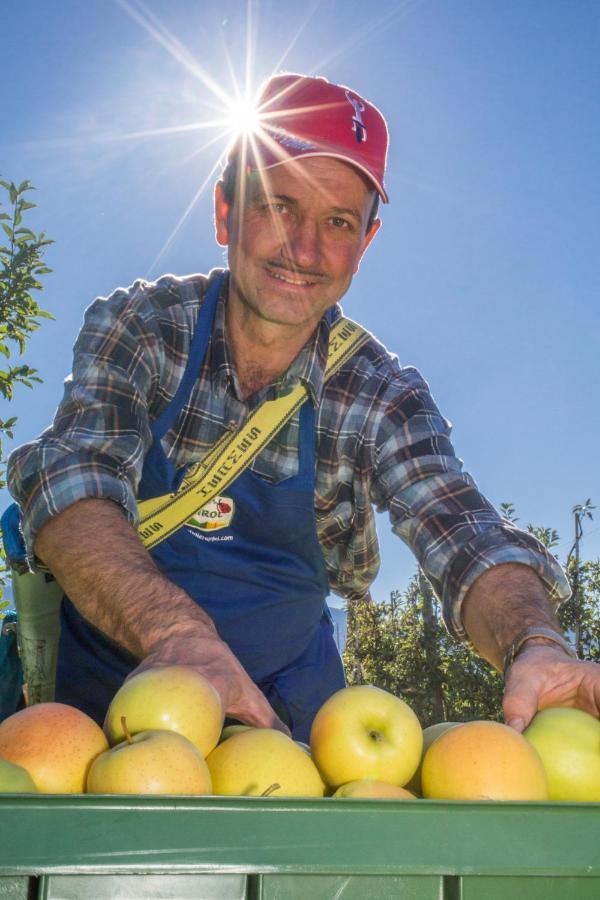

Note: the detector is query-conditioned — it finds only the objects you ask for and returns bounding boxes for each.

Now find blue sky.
[2,0,599,607]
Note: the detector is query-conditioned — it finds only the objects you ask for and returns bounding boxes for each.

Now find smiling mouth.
[265,265,323,287]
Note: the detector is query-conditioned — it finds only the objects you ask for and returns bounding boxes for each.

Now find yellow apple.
[524,707,600,801]
[422,720,548,801]
[405,721,461,795]
[105,666,223,757]
[206,727,325,797]
[219,724,252,743]
[0,758,38,793]
[0,702,108,793]
[87,725,212,795]
[309,685,423,789]
[333,779,416,799]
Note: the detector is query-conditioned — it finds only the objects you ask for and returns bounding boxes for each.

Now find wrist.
[503,627,576,679]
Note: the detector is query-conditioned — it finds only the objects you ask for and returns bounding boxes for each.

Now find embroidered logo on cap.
[187,495,235,532]
[265,128,317,152]
[345,91,367,144]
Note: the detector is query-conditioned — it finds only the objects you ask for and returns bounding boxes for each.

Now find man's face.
[215,155,380,332]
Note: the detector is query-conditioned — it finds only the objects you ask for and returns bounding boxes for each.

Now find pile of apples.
[0,667,598,802]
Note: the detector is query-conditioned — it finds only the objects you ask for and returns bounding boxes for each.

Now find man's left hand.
[503,644,600,732]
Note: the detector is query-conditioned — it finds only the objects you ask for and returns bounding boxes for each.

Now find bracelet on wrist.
[503,627,577,680]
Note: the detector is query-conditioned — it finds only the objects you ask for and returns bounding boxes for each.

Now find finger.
[265,712,292,737]
[229,702,291,737]
[227,691,291,737]
[502,673,541,732]
[579,667,600,718]
[594,678,600,718]
[254,710,291,737]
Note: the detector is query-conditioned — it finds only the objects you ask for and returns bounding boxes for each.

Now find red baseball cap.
[229,73,389,203]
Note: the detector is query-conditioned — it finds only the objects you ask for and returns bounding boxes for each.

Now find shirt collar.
[209,269,342,406]
[275,309,335,406]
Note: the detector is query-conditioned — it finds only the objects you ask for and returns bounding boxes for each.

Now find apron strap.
[150,271,224,442]
[297,400,316,480]
[137,271,369,550]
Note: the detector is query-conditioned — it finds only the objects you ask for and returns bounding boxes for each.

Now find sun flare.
[226,95,262,140]
[112,0,396,276]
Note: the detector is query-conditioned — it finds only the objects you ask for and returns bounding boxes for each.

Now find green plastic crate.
[0,796,599,899]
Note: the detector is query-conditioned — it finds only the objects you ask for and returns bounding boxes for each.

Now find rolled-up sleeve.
[7,282,163,562]
[370,366,571,642]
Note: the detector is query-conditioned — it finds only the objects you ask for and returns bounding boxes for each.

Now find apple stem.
[261,783,281,797]
[121,716,133,744]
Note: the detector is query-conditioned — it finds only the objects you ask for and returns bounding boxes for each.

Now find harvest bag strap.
[137,316,369,550]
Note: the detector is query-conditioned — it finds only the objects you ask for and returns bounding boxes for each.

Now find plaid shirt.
[7,268,570,641]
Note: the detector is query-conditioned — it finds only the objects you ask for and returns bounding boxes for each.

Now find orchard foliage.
[0,179,53,478]
[561,557,600,663]
[344,505,599,726]
[343,579,504,727]
[0,178,53,600]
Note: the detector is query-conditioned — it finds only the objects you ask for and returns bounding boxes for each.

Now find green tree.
[525,500,598,661]
[560,558,600,663]
[344,577,504,727]
[0,178,54,602]
[344,503,600,725]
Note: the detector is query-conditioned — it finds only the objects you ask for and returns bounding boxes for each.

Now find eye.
[330,216,352,229]
[270,202,289,215]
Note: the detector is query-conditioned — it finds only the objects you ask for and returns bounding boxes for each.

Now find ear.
[353,218,381,274]
[214,181,230,247]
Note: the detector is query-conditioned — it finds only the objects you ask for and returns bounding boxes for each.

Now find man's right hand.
[34,498,290,736]
[128,633,291,735]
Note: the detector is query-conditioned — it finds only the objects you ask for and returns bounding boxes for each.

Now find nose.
[281,216,321,271]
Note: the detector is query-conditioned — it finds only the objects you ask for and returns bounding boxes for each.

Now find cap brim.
[257,150,389,204]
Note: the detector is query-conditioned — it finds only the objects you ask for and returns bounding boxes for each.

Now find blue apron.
[56,272,345,741]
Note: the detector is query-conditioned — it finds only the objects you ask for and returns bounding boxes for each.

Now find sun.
[226,94,262,140]
[110,0,312,273]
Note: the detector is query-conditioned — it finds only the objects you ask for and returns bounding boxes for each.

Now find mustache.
[265,261,328,281]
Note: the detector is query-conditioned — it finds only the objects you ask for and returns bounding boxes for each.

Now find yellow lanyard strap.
[137,316,369,550]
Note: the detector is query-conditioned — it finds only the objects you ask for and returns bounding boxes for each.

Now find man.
[8,74,600,741]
